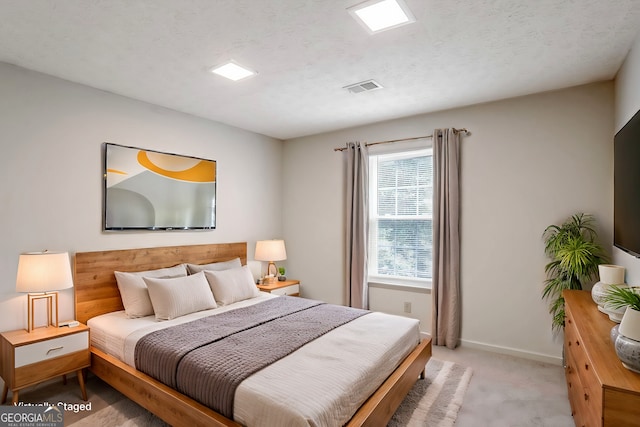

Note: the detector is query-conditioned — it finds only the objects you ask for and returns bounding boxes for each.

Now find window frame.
[367,140,433,290]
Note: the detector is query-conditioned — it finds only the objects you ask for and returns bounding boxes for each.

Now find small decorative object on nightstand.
[0,324,91,404]
[257,279,300,297]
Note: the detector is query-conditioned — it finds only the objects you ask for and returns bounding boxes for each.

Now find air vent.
[344,79,383,94]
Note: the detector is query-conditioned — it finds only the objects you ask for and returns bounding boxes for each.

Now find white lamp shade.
[16,251,73,292]
[254,240,287,262]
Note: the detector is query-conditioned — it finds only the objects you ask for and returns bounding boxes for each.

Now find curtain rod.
[333,128,470,152]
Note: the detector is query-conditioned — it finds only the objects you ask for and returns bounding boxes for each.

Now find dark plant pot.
[278,276,286,281]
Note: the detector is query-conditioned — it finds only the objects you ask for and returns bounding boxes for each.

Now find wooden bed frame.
[74,242,432,427]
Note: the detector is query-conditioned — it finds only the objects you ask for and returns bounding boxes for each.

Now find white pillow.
[143,272,217,320]
[204,265,260,306]
[115,264,188,318]
[186,258,242,274]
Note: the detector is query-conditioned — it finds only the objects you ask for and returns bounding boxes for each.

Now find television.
[103,143,216,231]
[614,108,640,257]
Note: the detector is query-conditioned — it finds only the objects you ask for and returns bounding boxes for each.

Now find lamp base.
[267,261,278,277]
[27,291,59,332]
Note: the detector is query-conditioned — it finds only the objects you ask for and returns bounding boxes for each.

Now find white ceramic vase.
[619,306,640,342]
[593,264,626,308]
[592,281,609,308]
[612,308,640,373]
[598,264,625,285]
[593,282,629,313]
[603,302,626,323]
[614,334,640,374]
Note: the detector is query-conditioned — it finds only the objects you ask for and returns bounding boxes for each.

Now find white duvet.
[88,293,421,427]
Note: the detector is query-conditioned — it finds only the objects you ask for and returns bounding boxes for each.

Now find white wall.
[283,82,614,363]
[0,63,284,332]
[0,57,619,363]
[613,32,640,280]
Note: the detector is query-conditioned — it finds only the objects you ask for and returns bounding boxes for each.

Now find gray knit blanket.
[134,296,369,419]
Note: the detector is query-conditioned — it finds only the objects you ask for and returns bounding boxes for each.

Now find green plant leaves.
[542,213,607,332]
[603,285,640,311]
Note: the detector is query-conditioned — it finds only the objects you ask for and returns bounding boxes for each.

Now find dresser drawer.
[270,284,300,296]
[564,344,581,415]
[566,350,602,426]
[15,331,88,368]
[572,348,602,422]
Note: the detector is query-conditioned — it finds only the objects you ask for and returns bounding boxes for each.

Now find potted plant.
[604,285,640,340]
[542,213,607,332]
[604,285,640,372]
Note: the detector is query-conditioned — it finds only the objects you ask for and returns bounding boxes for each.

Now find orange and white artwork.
[104,143,216,230]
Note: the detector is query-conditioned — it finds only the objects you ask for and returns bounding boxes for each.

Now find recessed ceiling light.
[348,0,415,34]
[210,61,256,81]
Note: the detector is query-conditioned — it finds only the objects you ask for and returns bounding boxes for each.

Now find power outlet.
[403,302,411,313]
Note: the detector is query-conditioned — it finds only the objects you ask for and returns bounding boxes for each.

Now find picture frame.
[103,143,216,231]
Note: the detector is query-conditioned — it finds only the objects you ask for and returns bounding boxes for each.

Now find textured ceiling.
[0,1,639,140]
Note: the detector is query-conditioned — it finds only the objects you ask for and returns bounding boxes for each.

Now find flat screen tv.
[103,143,216,231]
[614,108,640,257]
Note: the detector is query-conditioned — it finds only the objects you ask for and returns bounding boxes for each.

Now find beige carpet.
[11,358,471,427]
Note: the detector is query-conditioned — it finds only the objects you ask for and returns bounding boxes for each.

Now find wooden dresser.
[563,290,640,427]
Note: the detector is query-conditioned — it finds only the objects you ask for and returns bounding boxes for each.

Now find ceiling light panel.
[210,61,256,81]
[348,0,416,34]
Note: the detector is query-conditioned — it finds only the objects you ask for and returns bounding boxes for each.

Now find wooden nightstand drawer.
[270,284,300,296]
[15,331,88,367]
[15,350,90,388]
[257,280,301,296]
[1,324,90,404]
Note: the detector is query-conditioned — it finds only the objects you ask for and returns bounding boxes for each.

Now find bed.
[74,242,432,427]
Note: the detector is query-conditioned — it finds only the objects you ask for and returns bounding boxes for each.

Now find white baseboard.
[418,332,562,365]
[459,338,563,366]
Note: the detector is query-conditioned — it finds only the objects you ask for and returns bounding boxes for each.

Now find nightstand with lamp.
[0,251,90,404]
[254,239,287,284]
[254,239,301,296]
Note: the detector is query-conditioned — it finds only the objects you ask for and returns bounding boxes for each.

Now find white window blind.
[368,148,432,287]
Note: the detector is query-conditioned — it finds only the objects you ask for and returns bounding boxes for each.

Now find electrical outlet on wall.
[403,302,411,313]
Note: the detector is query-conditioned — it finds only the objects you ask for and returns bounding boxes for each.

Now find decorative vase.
[614,334,640,373]
[619,307,640,342]
[592,281,610,308]
[598,264,625,285]
[602,302,626,323]
[593,265,626,308]
[611,324,620,344]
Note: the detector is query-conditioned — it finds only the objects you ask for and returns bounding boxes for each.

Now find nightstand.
[257,279,300,296]
[0,324,90,404]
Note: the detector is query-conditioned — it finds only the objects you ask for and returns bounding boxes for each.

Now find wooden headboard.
[74,242,247,324]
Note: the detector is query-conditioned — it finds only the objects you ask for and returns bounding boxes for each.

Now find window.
[368,148,432,287]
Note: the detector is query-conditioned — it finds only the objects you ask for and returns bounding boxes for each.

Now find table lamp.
[255,240,287,283]
[16,251,73,332]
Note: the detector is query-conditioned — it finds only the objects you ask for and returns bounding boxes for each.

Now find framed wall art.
[103,143,216,231]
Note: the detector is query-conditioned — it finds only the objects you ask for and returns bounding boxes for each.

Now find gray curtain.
[345,142,369,309]
[432,128,461,349]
